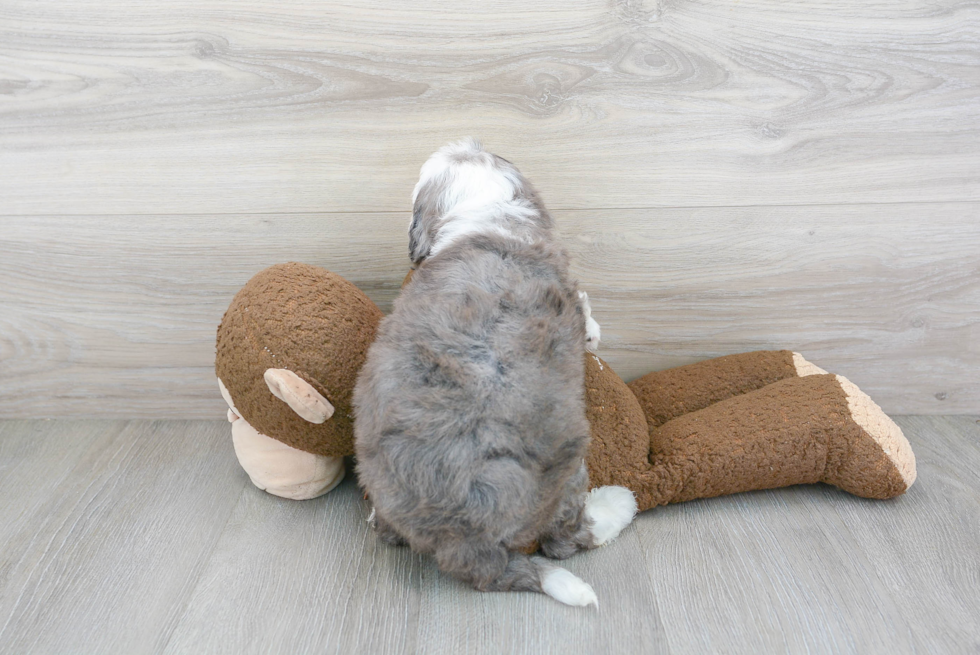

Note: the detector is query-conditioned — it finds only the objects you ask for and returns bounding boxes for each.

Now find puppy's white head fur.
[412,138,521,208]
[409,138,540,264]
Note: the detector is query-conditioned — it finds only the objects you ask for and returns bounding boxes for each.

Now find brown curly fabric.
[586,354,913,511]
[627,350,798,428]
[646,374,909,506]
[583,353,650,488]
[215,263,383,457]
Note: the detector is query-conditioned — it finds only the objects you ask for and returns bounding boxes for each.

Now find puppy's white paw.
[585,316,601,352]
[541,567,598,608]
[585,486,637,546]
[578,291,601,352]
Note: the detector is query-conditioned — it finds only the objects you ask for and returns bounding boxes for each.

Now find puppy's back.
[353,230,590,552]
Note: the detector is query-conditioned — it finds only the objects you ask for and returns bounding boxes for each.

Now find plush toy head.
[215,262,383,498]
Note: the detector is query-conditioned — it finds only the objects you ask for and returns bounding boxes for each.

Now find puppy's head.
[409,138,539,265]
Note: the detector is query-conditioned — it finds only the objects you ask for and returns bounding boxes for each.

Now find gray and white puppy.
[353,139,636,607]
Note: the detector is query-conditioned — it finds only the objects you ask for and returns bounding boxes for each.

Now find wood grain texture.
[2,204,977,418]
[415,527,668,655]
[825,416,980,652]
[2,417,979,653]
[164,475,423,655]
[633,489,922,654]
[0,213,408,418]
[0,420,245,655]
[0,0,977,214]
[630,415,980,654]
[573,204,980,411]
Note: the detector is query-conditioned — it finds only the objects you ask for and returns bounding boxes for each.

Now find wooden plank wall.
[1,0,978,417]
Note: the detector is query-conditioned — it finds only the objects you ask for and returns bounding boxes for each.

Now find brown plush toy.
[216,264,916,507]
[584,351,916,511]
[215,262,382,499]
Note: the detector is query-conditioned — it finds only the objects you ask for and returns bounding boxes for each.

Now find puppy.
[353,139,636,607]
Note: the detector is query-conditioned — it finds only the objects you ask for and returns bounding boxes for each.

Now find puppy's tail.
[435,542,598,608]
[534,558,600,608]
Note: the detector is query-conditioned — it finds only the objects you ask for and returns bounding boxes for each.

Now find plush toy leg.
[230,415,346,500]
[627,350,827,428]
[625,374,916,511]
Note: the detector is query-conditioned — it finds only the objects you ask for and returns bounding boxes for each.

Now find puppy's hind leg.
[584,485,638,546]
[434,539,598,607]
[539,464,637,559]
[368,507,409,547]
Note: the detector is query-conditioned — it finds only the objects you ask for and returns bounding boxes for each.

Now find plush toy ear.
[264,369,335,424]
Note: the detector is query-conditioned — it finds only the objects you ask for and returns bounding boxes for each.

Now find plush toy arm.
[626,374,915,511]
[626,350,826,428]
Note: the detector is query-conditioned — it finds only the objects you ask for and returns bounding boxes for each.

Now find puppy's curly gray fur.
[354,140,598,598]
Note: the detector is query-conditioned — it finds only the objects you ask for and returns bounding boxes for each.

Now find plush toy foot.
[582,354,915,513]
[644,374,916,506]
[791,352,829,376]
[825,375,916,497]
[231,416,345,500]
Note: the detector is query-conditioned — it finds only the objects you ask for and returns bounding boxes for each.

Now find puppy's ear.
[408,204,434,265]
[409,181,441,264]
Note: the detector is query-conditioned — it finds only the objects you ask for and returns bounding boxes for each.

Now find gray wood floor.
[1,417,978,654]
